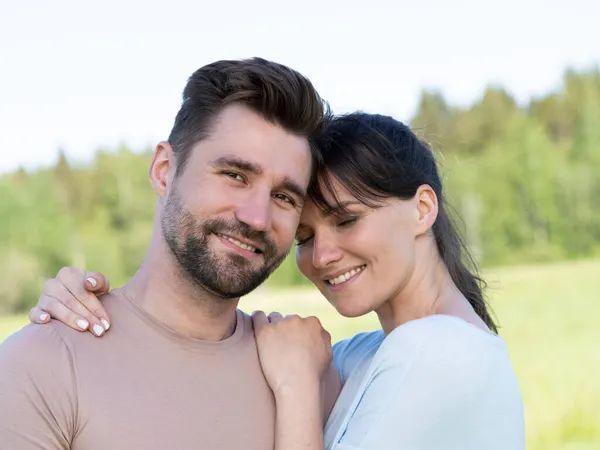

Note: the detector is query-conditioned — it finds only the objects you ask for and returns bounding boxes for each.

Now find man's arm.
[0,324,76,449]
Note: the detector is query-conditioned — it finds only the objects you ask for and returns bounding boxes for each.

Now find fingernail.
[76,319,89,330]
[86,277,97,288]
[40,313,49,321]
[92,324,104,336]
[101,319,110,330]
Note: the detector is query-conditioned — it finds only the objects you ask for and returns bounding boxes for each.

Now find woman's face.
[295,176,434,318]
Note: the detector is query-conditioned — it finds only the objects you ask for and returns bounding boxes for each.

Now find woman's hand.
[28,267,111,336]
[251,311,333,395]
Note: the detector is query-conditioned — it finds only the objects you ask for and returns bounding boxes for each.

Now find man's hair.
[168,57,330,175]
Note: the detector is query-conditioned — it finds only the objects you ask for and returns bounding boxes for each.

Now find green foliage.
[1,68,599,312]
[424,68,600,265]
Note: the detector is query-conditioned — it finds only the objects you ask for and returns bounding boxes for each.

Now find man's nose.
[234,191,272,232]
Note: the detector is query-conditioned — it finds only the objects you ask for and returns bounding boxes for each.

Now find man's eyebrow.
[279,179,306,200]
[211,156,263,175]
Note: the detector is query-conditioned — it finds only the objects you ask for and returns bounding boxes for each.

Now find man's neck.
[122,245,240,342]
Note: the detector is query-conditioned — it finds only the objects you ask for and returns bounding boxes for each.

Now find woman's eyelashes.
[337,216,358,228]
[295,216,360,246]
[295,234,313,246]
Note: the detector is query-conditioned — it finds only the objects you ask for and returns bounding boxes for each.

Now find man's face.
[160,104,313,298]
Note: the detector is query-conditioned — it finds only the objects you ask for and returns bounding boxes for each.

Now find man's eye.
[274,193,295,205]
[223,171,245,182]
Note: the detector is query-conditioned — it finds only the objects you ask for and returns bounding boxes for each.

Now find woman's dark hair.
[310,112,497,333]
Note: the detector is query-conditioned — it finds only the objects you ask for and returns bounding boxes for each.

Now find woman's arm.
[273,379,325,450]
[252,311,333,450]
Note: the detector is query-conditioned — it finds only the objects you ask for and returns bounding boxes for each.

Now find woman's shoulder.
[373,315,511,375]
[388,314,504,346]
[334,315,516,387]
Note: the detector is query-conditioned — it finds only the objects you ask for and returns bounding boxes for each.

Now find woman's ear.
[414,184,438,236]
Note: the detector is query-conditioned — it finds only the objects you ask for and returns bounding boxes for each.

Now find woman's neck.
[375,241,489,335]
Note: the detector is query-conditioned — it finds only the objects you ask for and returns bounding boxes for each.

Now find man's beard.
[161,189,288,299]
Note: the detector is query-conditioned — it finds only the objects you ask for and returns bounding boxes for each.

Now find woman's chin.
[329,297,374,319]
[316,283,376,318]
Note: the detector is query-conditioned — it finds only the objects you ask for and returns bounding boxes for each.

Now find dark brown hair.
[311,113,498,333]
[168,57,330,175]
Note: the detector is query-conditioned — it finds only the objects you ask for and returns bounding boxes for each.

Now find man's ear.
[149,141,175,199]
[414,184,438,236]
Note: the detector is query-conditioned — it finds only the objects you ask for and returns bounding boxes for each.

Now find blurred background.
[1,1,599,448]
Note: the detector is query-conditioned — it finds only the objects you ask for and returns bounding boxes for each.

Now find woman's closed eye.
[295,234,313,246]
[338,216,358,227]
[296,217,358,246]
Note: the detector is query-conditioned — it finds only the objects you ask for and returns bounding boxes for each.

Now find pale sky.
[1,0,598,173]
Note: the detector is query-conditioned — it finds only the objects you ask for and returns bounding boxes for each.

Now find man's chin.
[192,271,267,300]
[201,282,260,300]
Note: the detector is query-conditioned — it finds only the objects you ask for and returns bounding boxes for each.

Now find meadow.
[2,259,599,449]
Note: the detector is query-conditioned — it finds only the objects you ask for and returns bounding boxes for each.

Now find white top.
[325,315,525,450]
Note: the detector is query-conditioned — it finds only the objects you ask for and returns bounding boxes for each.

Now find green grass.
[2,259,599,449]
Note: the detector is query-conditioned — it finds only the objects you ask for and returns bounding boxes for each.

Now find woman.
[30,113,525,449]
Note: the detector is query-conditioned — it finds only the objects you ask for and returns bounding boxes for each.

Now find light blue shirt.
[325,315,525,450]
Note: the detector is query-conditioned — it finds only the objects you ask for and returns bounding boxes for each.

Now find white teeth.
[219,234,257,252]
[327,266,365,286]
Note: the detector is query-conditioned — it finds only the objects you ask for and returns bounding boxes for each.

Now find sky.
[1,0,599,173]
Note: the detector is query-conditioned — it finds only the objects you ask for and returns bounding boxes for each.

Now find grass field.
[2,259,599,449]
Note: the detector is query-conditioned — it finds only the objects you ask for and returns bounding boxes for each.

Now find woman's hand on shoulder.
[251,311,333,395]
[29,267,112,337]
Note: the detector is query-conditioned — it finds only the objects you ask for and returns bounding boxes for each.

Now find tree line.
[1,68,598,313]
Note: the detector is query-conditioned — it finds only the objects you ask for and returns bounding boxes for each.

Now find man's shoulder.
[0,323,78,447]
[0,322,74,379]
[2,322,67,354]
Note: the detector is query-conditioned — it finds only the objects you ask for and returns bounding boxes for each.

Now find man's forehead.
[193,106,312,178]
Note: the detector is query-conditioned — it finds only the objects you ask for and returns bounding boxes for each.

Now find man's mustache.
[204,218,277,257]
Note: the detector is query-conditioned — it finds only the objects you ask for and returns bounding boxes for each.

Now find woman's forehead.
[315,175,355,202]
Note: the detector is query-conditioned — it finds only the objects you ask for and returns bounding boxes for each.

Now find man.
[0,58,339,449]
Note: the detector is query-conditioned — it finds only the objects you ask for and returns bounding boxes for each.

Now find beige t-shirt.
[0,293,341,449]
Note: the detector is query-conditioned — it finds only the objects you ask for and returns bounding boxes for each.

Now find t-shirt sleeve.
[0,324,77,449]
[332,338,352,382]
[333,331,384,384]
[331,322,507,450]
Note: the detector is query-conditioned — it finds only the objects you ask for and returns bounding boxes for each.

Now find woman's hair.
[310,112,497,333]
